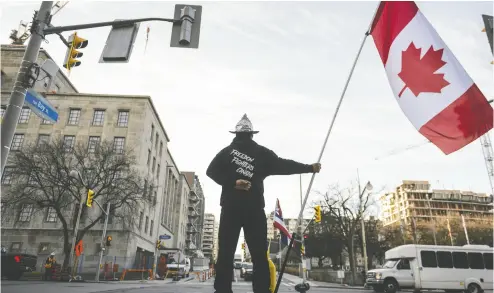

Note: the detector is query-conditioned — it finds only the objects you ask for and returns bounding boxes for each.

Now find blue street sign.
[159,234,171,240]
[24,89,58,123]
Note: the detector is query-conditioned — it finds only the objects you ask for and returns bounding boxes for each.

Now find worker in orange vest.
[44,252,56,281]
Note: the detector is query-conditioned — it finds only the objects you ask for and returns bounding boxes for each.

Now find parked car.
[243,264,253,281]
[1,247,37,280]
[234,262,242,269]
[240,263,252,278]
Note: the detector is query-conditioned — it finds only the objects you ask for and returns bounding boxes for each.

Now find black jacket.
[206,137,313,208]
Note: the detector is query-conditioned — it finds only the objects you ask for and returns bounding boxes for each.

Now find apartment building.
[0,45,192,270]
[380,180,493,227]
[182,172,205,256]
[202,213,218,261]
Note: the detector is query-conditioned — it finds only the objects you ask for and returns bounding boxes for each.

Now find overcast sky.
[1,1,493,249]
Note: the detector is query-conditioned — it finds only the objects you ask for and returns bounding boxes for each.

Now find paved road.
[0,268,368,293]
[1,279,368,293]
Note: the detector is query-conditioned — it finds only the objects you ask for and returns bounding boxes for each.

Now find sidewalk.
[282,273,366,290]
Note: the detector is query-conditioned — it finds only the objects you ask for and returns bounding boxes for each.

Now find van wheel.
[466,283,482,293]
[383,279,398,293]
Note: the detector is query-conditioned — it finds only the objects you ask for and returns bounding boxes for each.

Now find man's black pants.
[214,206,269,293]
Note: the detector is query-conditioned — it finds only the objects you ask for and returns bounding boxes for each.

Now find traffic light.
[156,240,161,249]
[314,205,321,223]
[241,243,245,250]
[86,189,95,207]
[106,235,112,246]
[63,32,88,71]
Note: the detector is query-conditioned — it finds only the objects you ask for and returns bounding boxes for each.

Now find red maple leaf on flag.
[398,42,450,97]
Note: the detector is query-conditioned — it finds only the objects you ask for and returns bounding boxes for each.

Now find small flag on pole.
[273,199,291,245]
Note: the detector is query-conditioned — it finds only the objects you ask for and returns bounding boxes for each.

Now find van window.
[421,251,437,268]
[483,253,493,270]
[437,251,453,268]
[398,259,411,270]
[468,253,484,269]
[452,252,469,269]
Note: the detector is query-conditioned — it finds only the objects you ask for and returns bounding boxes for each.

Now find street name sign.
[159,234,172,240]
[24,89,58,123]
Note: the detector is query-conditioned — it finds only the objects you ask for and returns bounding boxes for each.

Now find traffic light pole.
[69,189,85,278]
[0,1,53,175]
[94,201,111,282]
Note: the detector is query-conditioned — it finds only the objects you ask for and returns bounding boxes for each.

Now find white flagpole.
[461,214,470,245]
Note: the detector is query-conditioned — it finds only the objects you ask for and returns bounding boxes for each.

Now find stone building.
[0,44,198,271]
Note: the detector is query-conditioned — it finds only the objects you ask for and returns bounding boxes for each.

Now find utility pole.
[357,170,372,273]
[1,1,53,174]
[95,202,111,282]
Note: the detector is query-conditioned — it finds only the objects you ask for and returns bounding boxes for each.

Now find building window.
[0,106,5,119]
[41,118,52,124]
[45,207,57,222]
[18,108,30,124]
[88,136,101,153]
[144,216,149,233]
[152,157,156,173]
[150,124,154,141]
[157,164,160,179]
[18,204,34,222]
[11,134,24,151]
[38,243,51,254]
[138,211,143,229]
[63,135,75,152]
[150,220,154,236]
[147,149,151,166]
[159,142,163,157]
[117,110,129,127]
[10,242,22,252]
[2,167,14,185]
[37,134,50,146]
[1,71,5,85]
[92,109,105,126]
[113,137,125,154]
[155,134,159,149]
[68,109,81,125]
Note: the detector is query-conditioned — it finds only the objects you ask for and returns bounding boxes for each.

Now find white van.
[366,244,493,293]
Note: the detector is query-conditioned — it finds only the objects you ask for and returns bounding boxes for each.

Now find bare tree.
[316,181,379,285]
[1,137,147,267]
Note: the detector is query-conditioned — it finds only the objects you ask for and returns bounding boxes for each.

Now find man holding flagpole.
[206,114,321,293]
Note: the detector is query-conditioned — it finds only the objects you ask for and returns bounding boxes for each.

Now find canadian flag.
[370,1,493,155]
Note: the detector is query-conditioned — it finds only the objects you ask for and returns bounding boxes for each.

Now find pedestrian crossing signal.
[63,32,88,70]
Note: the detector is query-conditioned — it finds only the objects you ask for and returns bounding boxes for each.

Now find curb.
[315,285,369,290]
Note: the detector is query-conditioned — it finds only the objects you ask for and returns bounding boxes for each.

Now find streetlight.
[68,169,87,276]
[359,180,372,274]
